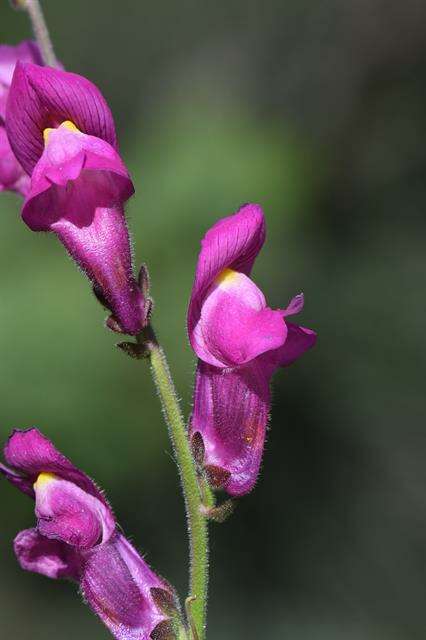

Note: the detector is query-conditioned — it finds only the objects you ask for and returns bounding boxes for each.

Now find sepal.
[150,587,180,617]
[200,499,235,523]
[138,263,151,298]
[204,465,231,490]
[150,620,178,640]
[117,341,150,359]
[190,432,205,467]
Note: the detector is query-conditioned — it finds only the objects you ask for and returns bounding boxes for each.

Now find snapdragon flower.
[0,428,180,640]
[6,62,146,334]
[188,204,316,496]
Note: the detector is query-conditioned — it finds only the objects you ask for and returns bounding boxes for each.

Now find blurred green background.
[1,0,425,638]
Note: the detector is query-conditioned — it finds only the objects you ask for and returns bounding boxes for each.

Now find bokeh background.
[1,0,425,638]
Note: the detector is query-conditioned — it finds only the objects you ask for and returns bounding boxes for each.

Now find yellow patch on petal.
[43,120,80,145]
[214,268,239,288]
[33,472,57,491]
[42,128,54,144]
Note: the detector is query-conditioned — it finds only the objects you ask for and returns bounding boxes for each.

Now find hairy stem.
[137,325,209,640]
[18,0,58,67]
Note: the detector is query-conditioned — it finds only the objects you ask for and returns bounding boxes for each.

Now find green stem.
[18,0,58,67]
[137,326,209,640]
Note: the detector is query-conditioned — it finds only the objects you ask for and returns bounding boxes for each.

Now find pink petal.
[193,269,286,367]
[0,42,42,121]
[269,322,317,367]
[22,124,132,230]
[0,461,34,497]
[0,126,29,195]
[34,474,115,549]
[14,527,82,580]
[282,293,304,317]
[0,41,42,89]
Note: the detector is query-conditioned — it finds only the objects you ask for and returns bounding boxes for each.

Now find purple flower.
[5,62,146,334]
[0,428,180,639]
[188,204,317,496]
[0,41,42,195]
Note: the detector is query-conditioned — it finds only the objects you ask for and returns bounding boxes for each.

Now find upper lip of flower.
[6,61,117,176]
[188,203,267,366]
[0,427,112,505]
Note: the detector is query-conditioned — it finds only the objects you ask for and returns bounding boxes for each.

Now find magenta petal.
[81,533,170,640]
[0,41,42,120]
[0,126,29,195]
[0,90,6,124]
[202,292,286,367]
[269,322,317,368]
[3,428,109,505]
[22,126,133,229]
[0,461,33,496]
[0,43,41,196]
[35,475,115,549]
[0,42,42,88]
[282,293,304,317]
[194,269,286,367]
[6,62,117,175]
[14,528,82,580]
[188,203,265,352]
[190,360,271,496]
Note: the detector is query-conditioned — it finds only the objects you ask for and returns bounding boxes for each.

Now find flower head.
[5,62,146,334]
[0,41,42,195]
[1,428,180,639]
[188,204,316,496]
